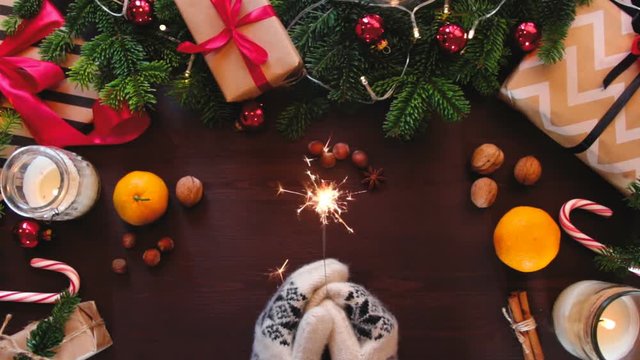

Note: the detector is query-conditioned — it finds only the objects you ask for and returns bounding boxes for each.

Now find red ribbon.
[177,0,275,93]
[0,0,150,148]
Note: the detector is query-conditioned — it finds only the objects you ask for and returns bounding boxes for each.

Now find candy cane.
[559,199,640,276]
[0,258,80,304]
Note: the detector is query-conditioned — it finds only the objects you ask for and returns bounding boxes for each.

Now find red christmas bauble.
[126,0,154,25]
[236,101,265,131]
[515,22,541,52]
[436,23,467,54]
[13,219,40,248]
[355,14,385,44]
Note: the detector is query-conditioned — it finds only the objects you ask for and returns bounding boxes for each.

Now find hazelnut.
[351,150,369,169]
[157,237,175,253]
[332,143,351,160]
[514,156,542,186]
[320,152,336,168]
[176,176,204,207]
[471,144,504,175]
[143,248,161,267]
[308,140,325,156]
[470,177,498,208]
[122,232,136,249]
[111,258,128,274]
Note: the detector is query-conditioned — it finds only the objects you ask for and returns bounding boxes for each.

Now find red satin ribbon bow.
[0,0,150,148]
[177,0,275,92]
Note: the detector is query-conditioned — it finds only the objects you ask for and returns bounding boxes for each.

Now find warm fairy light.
[600,317,617,330]
[159,24,167,31]
[266,259,289,283]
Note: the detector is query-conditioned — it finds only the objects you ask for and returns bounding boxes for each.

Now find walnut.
[471,144,504,175]
[470,177,498,208]
[176,176,203,207]
[514,156,542,186]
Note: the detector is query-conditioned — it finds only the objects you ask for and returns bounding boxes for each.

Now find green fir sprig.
[13,291,81,360]
[626,179,640,211]
[595,245,640,277]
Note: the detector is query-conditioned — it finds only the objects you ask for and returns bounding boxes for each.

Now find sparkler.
[266,259,289,284]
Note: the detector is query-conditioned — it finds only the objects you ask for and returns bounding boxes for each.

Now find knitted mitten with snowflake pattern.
[251,259,349,360]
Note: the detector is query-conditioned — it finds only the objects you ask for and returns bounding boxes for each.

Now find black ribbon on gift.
[568,0,640,153]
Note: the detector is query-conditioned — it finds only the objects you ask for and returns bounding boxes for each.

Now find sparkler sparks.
[266,259,289,284]
[278,170,359,233]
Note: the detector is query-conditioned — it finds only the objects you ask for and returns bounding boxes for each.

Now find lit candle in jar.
[553,280,640,360]
[1,146,100,221]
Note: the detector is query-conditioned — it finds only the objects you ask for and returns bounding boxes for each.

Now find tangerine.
[113,171,169,226]
[493,206,560,272]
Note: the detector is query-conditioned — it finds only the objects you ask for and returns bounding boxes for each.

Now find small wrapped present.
[0,301,113,360]
[501,0,640,194]
[175,0,304,102]
[0,0,149,152]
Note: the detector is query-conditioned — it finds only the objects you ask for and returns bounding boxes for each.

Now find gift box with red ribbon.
[501,0,640,194]
[175,0,304,102]
[0,0,150,155]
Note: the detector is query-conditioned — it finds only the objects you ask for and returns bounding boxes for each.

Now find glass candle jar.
[553,280,640,360]
[1,146,100,221]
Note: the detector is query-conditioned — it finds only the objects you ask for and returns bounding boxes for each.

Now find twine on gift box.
[0,312,105,359]
[502,307,537,355]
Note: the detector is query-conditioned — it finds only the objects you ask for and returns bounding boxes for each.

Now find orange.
[113,171,169,226]
[493,206,561,272]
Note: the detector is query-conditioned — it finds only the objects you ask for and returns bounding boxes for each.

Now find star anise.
[361,167,385,190]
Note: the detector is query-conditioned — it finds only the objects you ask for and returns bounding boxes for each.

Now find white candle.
[553,280,640,360]
[1,146,100,221]
[23,156,61,207]
[597,297,639,359]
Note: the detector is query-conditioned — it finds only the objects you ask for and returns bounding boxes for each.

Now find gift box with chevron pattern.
[501,0,640,194]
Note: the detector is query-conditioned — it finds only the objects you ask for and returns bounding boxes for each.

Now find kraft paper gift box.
[501,0,640,194]
[0,0,99,159]
[0,301,113,360]
[174,0,304,102]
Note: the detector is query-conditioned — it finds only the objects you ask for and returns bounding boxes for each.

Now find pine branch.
[0,109,21,153]
[595,245,640,275]
[39,28,75,64]
[276,97,329,140]
[13,0,42,19]
[627,179,640,210]
[24,291,80,358]
[1,15,21,36]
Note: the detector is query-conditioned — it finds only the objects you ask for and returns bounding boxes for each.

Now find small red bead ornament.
[126,0,154,25]
[355,14,385,44]
[436,23,468,54]
[236,101,265,131]
[514,22,541,52]
[13,219,41,248]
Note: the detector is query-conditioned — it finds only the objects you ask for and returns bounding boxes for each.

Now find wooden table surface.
[1,90,639,359]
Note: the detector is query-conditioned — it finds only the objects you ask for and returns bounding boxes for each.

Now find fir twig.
[627,179,640,210]
[276,97,329,140]
[23,291,81,358]
[0,109,21,154]
[595,245,640,276]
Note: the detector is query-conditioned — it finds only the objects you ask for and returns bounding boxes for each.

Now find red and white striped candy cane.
[559,199,640,276]
[0,258,81,304]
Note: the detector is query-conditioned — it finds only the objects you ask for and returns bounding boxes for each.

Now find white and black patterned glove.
[251,259,349,360]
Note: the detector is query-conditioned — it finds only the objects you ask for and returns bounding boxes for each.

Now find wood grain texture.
[0,89,639,359]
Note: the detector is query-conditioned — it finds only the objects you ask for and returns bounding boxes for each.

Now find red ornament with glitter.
[126,0,154,25]
[13,219,41,248]
[236,101,265,131]
[436,23,467,54]
[514,22,541,52]
[355,14,385,44]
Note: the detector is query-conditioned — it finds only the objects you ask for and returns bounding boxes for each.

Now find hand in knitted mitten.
[321,283,399,360]
[251,259,349,360]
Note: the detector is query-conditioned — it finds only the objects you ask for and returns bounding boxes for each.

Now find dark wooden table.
[1,90,639,359]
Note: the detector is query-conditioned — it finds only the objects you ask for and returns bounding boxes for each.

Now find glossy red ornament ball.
[236,101,265,131]
[435,23,467,54]
[126,0,154,25]
[355,14,385,44]
[13,219,41,248]
[515,22,541,52]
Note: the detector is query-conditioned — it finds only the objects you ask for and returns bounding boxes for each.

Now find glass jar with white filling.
[1,146,100,221]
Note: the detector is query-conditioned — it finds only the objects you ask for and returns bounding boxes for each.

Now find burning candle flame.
[599,317,617,330]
